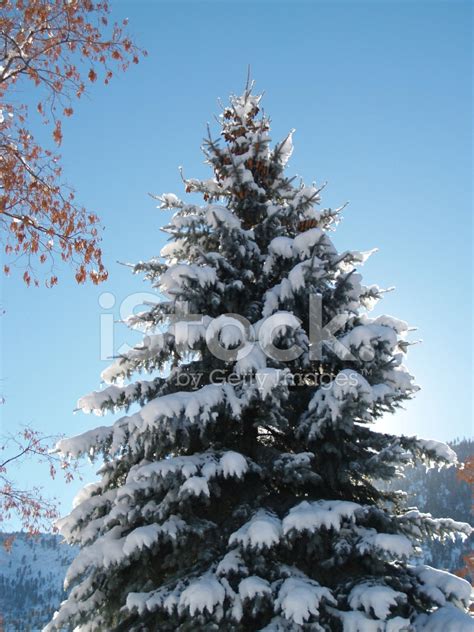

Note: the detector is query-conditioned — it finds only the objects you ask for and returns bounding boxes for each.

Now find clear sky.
[1,0,472,527]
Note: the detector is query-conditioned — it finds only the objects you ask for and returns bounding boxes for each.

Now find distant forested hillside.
[0,533,76,631]
[389,438,473,577]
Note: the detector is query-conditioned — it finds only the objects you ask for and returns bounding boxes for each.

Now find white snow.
[372,314,409,334]
[264,227,332,281]
[206,314,247,349]
[268,236,295,259]
[146,383,229,421]
[401,509,472,540]
[59,383,243,459]
[72,482,102,509]
[170,316,210,348]
[290,186,324,213]
[283,500,361,535]
[159,263,217,294]
[169,208,202,229]
[275,130,294,166]
[126,591,150,615]
[416,439,458,465]
[238,576,272,600]
[274,452,314,469]
[178,475,210,498]
[215,550,247,577]
[56,425,112,459]
[157,192,182,209]
[65,526,125,585]
[206,205,241,229]
[162,585,182,614]
[219,451,248,479]
[97,333,173,387]
[100,361,126,385]
[293,227,325,258]
[131,455,199,481]
[57,487,117,543]
[77,384,124,415]
[333,610,385,632]
[160,238,186,260]
[357,529,413,559]
[65,516,189,586]
[230,593,244,623]
[290,261,312,292]
[385,617,413,631]
[262,286,280,317]
[348,583,406,620]
[307,370,373,426]
[180,177,223,197]
[127,450,250,495]
[122,524,161,556]
[258,311,301,349]
[371,383,393,402]
[411,565,472,606]
[415,604,474,631]
[77,379,162,415]
[382,365,417,398]
[178,574,225,616]
[255,368,290,398]
[229,91,262,120]
[152,516,188,540]
[338,248,378,271]
[235,343,267,374]
[275,577,335,625]
[229,510,282,550]
[338,324,398,361]
[126,581,190,614]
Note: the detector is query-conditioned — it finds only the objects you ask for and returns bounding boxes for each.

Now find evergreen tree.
[46,85,473,631]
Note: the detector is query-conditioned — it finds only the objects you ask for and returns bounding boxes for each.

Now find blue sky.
[1,0,472,526]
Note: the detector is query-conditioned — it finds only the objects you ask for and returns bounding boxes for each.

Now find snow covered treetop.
[156,84,340,237]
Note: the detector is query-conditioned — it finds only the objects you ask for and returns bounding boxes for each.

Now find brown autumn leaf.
[0,0,146,286]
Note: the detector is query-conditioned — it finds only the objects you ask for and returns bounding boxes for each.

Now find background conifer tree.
[46,85,473,631]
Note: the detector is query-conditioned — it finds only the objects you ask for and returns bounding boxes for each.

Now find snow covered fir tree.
[46,85,473,631]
